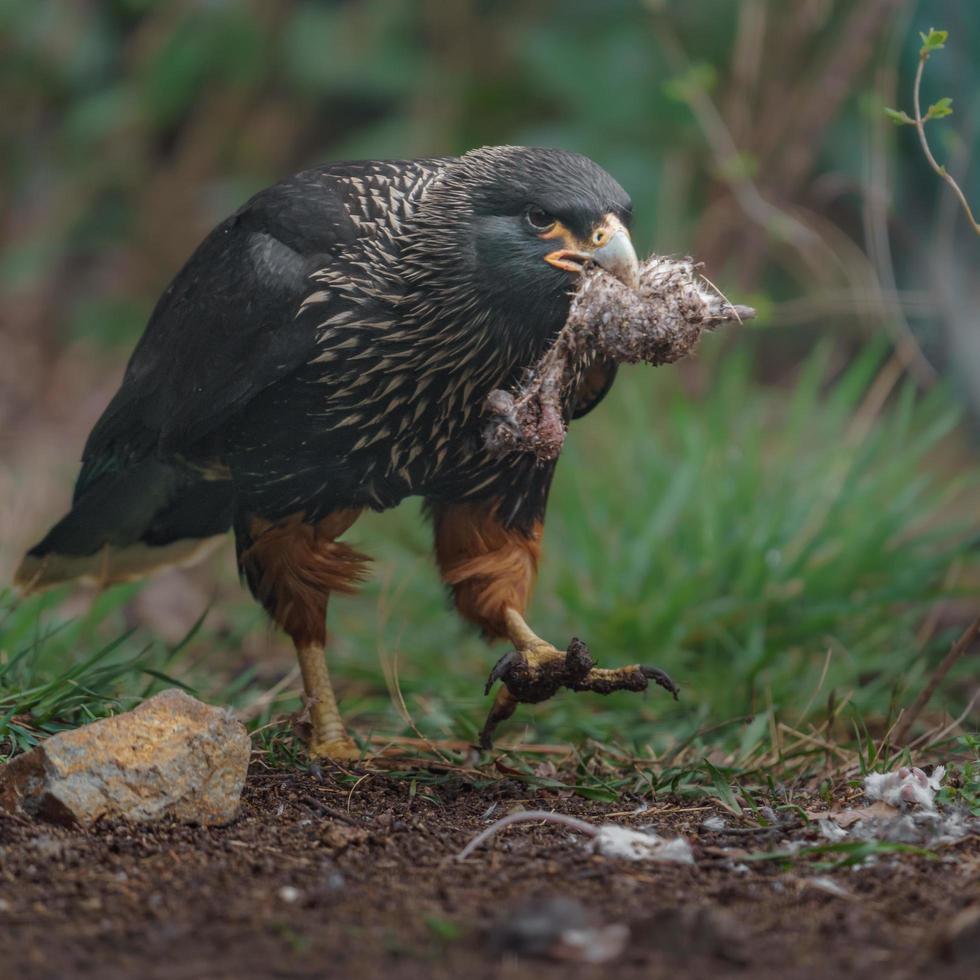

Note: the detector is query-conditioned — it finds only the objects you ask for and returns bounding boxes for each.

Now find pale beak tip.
[592,229,640,289]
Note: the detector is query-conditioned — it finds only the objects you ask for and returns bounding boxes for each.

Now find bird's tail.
[14,458,234,594]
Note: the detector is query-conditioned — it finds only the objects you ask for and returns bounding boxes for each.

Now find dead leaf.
[320,823,370,850]
[533,760,559,780]
[827,800,899,828]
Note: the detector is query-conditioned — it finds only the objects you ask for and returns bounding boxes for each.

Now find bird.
[15,145,677,760]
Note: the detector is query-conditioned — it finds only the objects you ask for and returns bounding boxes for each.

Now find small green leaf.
[423,915,462,942]
[926,97,953,120]
[703,760,743,815]
[718,151,758,183]
[663,62,716,102]
[884,107,915,126]
[919,28,948,56]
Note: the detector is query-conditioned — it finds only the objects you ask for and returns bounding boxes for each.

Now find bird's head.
[402,146,637,348]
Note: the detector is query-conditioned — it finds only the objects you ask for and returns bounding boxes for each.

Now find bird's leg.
[479,607,679,749]
[238,510,369,763]
[295,642,360,761]
[429,498,678,750]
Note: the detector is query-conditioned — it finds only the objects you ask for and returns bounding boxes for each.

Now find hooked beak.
[544,214,639,289]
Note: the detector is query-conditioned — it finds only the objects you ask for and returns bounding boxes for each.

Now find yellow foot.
[307,735,362,762]
[477,609,680,750]
[482,636,566,698]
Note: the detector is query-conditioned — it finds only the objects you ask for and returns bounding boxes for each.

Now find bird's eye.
[524,205,556,232]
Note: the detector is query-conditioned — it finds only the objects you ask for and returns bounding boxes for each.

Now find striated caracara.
[15,146,675,759]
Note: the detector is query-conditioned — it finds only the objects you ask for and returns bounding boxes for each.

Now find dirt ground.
[1,764,978,980]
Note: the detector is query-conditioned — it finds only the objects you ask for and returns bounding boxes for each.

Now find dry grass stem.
[892,616,980,745]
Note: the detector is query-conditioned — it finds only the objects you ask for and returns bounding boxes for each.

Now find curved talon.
[483,641,568,705]
[478,686,518,750]
[484,649,521,695]
[642,665,680,700]
[477,607,681,751]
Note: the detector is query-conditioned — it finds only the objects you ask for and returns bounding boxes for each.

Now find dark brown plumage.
[16,145,672,758]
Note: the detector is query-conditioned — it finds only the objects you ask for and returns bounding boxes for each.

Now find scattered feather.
[814,763,975,847]
[592,825,694,864]
[864,765,946,810]
[456,809,693,864]
[701,815,728,833]
[807,876,852,898]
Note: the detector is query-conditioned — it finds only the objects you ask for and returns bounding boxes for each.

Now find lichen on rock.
[0,688,250,827]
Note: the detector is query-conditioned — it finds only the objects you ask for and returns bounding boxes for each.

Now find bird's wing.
[571,357,619,419]
[81,167,378,477]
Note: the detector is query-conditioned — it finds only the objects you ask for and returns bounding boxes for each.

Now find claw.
[478,686,518,750]
[477,608,681,751]
[484,649,521,696]
[642,666,680,700]
[483,640,577,705]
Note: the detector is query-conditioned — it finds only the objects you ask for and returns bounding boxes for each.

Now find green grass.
[0,583,202,755]
[2,342,978,800]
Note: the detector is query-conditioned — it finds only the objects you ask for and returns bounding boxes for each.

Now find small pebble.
[808,876,851,898]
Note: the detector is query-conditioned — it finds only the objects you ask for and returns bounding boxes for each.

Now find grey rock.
[0,689,250,827]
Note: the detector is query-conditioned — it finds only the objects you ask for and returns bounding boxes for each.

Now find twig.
[456,810,598,861]
[891,616,980,746]
[916,687,980,752]
[768,0,902,198]
[299,795,362,825]
[888,28,980,235]
[725,0,766,144]
[652,8,903,328]
[365,734,571,755]
[236,664,300,723]
[345,772,372,812]
[652,16,817,250]
[911,45,980,235]
[863,19,939,388]
[768,289,933,325]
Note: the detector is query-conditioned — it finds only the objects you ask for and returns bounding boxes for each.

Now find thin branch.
[456,810,598,861]
[651,17,818,251]
[768,289,933,325]
[891,616,980,746]
[863,16,939,388]
[236,664,300,723]
[767,0,904,199]
[916,688,980,753]
[911,46,980,235]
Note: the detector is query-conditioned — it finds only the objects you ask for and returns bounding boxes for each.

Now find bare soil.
[1,765,978,980]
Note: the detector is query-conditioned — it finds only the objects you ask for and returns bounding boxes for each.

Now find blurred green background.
[1,0,978,765]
